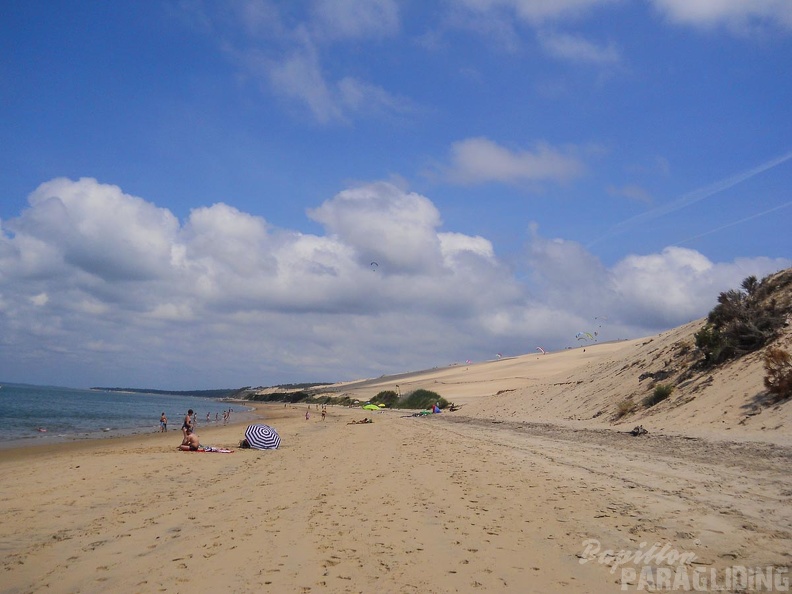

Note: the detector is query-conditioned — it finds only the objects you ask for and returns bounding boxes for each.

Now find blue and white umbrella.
[244,424,281,450]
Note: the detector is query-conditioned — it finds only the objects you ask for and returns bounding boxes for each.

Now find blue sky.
[1,0,790,390]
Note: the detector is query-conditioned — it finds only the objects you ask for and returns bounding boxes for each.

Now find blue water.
[0,383,252,446]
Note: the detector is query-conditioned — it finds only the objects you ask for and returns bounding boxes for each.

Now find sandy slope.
[312,318,792,444]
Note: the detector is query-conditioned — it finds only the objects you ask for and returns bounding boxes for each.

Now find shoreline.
[0,401,269,457]
[0,398,260,452]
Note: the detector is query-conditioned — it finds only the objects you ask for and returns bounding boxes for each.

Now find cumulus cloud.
[7,177,179,283]
[0,177,788,388]
[441,137,585,185]
[308,182,445,273]
[525,233,789,330]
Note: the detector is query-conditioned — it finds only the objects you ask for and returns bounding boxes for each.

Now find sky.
[1,0,791,390]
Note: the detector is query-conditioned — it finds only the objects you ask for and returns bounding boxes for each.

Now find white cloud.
[242,29,413,124]
[455,0,619,24]
[30,293,49,307]
[0,177,788,388]
[609,246,718,325]
[454,0,792,33]
[309,0,400,41]
[526,235,790,330]
[442,137,585,185]
[308,181,445,273]
[337,77,416,117]
[439,232,495,262]
[9,177,179,282]
[233,0,286,38]
[538,31,621,64]
[264,32,345,123]
[651,0,792,31]
[192,1,408,124]
[608,184,653,204]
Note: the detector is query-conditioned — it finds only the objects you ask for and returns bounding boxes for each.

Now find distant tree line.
[92,387,242,399]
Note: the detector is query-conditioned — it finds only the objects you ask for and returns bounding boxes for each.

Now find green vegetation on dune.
[619,268,792,419]
[245,386,449,410]
[695,271,791,367]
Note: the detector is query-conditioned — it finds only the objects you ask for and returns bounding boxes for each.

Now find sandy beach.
[2,323,791,593]
[1,404,789,592]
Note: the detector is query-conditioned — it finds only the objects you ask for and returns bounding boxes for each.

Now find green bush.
[399,389,448,410]
[643,384,674,408]
[696,273,788,367]
[249,390,310,403]
[371,390,399,408]
[694,324,731,365]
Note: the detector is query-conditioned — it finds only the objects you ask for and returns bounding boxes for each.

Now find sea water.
[0,383,251,447]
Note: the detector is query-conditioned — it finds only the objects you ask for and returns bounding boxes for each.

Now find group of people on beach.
[173,407,236,450]
[305,404,328,421]
[159,407,234,434]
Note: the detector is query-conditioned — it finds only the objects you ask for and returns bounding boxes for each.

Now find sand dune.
[312,317,791,444]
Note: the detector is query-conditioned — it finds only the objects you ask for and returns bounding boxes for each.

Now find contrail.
[672,200,792,247]
[588,150,792,247]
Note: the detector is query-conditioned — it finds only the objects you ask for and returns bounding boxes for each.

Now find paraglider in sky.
[576,332,595,341]
[496,353,503,359]
[370,261,378,271]
[536,347,546,355]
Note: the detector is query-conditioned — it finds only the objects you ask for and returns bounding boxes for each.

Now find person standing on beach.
[305,407,310,421]
[182,409,194,443]
[160,412,167,432]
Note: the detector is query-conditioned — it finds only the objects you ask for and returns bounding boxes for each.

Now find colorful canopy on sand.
[244,424,281,450]
[362,404,380,411]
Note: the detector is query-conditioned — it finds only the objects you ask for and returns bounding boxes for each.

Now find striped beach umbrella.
[244,424,281,450]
